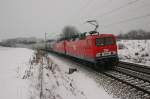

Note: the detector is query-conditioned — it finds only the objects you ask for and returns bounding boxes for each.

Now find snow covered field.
[118,40,150,66]
[0,47,33,99]
[0,47,115,99]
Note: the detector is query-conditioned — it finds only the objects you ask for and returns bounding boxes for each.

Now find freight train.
[48,31,119,69]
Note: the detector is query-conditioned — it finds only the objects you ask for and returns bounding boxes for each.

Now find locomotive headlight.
[111,51,117,55]
[96,53,101,57]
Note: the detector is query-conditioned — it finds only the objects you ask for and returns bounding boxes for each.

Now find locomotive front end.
[94,34,119,68]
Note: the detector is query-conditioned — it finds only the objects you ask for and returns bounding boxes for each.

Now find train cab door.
[85,39,92,61]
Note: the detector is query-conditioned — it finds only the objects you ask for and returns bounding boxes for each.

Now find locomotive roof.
[86,33,116,38]
[57,32,115,42]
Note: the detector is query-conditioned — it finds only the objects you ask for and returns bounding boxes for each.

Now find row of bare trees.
[118,29,150,39]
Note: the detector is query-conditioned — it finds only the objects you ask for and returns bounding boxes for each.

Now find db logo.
[103,49,109,52]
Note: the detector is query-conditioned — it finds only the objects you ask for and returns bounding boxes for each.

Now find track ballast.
[101,61,150,98]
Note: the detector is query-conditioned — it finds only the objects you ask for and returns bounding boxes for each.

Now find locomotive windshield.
[96,37,115,46]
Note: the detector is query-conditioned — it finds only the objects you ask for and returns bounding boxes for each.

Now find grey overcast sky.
[0,0,150,40]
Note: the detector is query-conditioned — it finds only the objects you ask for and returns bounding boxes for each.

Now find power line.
[103,13,150,28]
[73,0,149,32]
[76,0,142,27]
[89,0,141,19]
[77,0,112,21]
[72,0,94,22]
[73,0,93,17]
[81,0,93,10]
[101,2,150,23]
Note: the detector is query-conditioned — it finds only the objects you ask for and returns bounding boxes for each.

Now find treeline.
[118,29,150,39]
[0,37,44,47]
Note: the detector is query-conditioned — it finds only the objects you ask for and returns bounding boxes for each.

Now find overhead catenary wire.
[80,0,93,11]
[96,1,150,29]
[91,0,141,19]
[103,13,150,28]
[70,0,95,24]
[76,0,143,27]
[76,0,113,21]
[71,0,149,33]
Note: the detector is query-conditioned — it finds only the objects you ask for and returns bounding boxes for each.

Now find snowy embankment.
[28,50,115,99]
[0,47,114,99]
[117,40,150,66]
[44,54,114,99]
[0,47,33,99]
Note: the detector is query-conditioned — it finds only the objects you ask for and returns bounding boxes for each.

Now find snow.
[0,47,33,99]
[0,47,115,99]
[117,40,150,66]
[47,53,115,99]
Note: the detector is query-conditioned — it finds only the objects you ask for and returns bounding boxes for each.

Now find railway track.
[118,61,150,75]
[103,70,150,98]
[100,61,150,98]
[116,61,150,82]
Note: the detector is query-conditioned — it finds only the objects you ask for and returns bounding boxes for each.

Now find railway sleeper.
[143,94,150,99]
[137,82,149,87]
[111,73,124,77]
[143,86,150,90]
[131,80,141,84]
[142,86,150,90]
[124,79,136,83]
[126,77,135,81]
[133,82,144,86]
[117,74,127,78]
[118,76,128,80]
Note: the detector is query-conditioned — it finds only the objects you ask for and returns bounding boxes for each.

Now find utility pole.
[45,32,47,50]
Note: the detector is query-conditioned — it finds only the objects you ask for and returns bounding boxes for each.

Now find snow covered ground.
[45,54,115,99]
[0,47,115,99]
[117,40,150,66]
[0,47,33,99]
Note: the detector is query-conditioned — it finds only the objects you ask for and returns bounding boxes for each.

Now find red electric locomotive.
[52,31,118,69]
[52,20,118,69]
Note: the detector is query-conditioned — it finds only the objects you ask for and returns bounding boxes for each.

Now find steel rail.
[103,71,150,95]
[118,61,150,75]
[114,66,150,82]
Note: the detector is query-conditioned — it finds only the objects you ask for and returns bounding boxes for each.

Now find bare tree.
[61,26,80,39]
